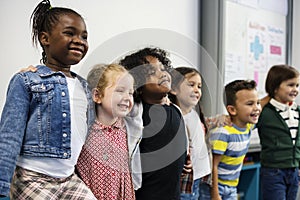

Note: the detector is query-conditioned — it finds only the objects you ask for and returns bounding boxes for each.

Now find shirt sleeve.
[209,127,229,155]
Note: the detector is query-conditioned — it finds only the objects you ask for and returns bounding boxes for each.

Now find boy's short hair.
[224,80,257,106]
[265,64,299,98]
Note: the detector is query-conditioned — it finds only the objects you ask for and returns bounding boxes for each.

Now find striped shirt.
[209,123,253,187]
[270,98,299,145]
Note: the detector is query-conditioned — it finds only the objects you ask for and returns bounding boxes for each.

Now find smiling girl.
[169,67,211,200]
[0,0,96,199]
[76,64,136,200]
[120,47,187,200]
[257,64,300,200]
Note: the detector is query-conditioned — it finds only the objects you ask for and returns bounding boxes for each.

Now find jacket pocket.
[31,83,54,103]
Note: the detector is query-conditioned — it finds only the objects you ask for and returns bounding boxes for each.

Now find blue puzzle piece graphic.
[250,35,264,60]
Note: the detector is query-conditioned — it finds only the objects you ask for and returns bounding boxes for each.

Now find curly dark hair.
[119,47,172,102]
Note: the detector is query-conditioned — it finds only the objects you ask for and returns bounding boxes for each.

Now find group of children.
[1,0,300,200]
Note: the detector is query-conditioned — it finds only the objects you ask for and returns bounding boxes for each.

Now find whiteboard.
[224,0,288,98]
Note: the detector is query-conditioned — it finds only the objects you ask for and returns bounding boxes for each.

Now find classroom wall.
[0,0,199,114]
[200,0,297,115]
[224,0,288,98]
[1,0,299,117]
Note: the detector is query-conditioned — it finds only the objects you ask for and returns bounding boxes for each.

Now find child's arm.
[260,95,270,109]
[205,114,231,130]
[211,153,222,200]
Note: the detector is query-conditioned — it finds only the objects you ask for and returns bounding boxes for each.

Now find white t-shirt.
[183,109,211,180]
[17,77,88,178]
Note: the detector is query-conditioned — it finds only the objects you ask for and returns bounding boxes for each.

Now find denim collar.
[35,65,77,78]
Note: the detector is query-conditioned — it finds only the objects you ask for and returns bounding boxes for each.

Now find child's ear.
[92,88,102,104]
[226,105,237,116]
[39,31,50,46]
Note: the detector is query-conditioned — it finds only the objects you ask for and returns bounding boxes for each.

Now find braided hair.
[30,0,83,64]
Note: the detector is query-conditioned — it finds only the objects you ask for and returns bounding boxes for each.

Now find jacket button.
[63,133,67,137]
[62,92,66,96]
[103,154,108,160]
[62,113,67,117]
[63,152,68,157]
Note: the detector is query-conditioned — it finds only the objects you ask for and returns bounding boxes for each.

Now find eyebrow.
[64,26,88,34]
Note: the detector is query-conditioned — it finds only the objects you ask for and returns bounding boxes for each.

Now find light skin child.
[76,64,136,199]
[258,64,300,200]
[273,77,299,104]
[171,70,202,115]
[170,68,202,173]
[211,84,261,200]
[93,67,134,124]
[170,67,207,184]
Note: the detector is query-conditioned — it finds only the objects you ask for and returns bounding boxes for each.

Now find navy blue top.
[135,103,187,200]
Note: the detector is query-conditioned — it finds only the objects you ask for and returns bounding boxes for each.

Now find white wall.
[0,0,199,114]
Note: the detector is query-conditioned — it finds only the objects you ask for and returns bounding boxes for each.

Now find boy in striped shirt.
[209,80,261,200]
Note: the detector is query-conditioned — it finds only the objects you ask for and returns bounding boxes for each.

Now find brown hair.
[169,66,207,132]
[265,64,299,98]
[224,80,257,106]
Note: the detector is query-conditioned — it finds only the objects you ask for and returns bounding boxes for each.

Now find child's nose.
[193,86,199,93]
[159,70,167,78]
[254,103,262,110]
[123,92,131,100]
[74,36,86,45]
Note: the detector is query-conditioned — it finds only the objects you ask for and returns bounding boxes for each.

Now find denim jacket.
[0,65,95,196]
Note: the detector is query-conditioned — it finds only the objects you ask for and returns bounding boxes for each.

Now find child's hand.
[160,95,171,105]
[206,114,232,129]
[260,95,270,108]
[19,65,37,73]
[215,114,232,127]
[182,153,192,173]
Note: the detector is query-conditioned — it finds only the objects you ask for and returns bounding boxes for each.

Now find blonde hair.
[87,63,108,89]
[88,63,128,97]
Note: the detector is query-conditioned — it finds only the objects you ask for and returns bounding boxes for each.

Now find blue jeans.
[297,169,300,200]
[260,167,299,200]
[218,184,237,200]
[180,179,200,200]
[199,180,211,200]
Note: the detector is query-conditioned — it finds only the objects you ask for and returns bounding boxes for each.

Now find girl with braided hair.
[0,0,96,199]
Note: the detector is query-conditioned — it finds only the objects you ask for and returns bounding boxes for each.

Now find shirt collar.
[95,118,125,130]
[270,98,297,111]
